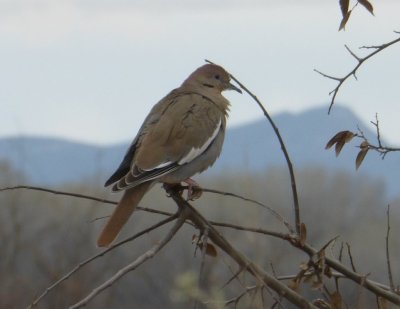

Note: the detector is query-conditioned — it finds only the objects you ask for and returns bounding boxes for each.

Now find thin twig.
[202,187,292,232]
[346,243,357,273]
[69,209,188,309]
[357,122,400,158]
[28,214,179,308]
[194,227,209,309]
[1,185,286,227]
[0,185,172,217]
[385,205,395,291]
[302,244,400,306]
[205,59,301,235]
[315,34,400,113]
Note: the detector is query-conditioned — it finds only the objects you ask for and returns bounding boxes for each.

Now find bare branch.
[28,214,179,308]
[357,120,400,158]
[385,205,395,291]
[202,187,292,232]
[315,34,400,113]
[167,187,317,308]
[345,44,362,62]
[302,244,400,306]
[346,243,357,273]
[69,209,188,309]
[0,185,172,217]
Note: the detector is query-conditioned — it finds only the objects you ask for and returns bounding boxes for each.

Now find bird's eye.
[214,74,220,80]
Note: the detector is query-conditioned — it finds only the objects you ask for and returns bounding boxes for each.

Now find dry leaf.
[330,291,343,309]
[325,131,355,156]
[358,0,374,15]
[339,10,352,31]
[191,235,217,257]
[205,243,217,257]
[311,279,323,290]
[339,0,350,17]
[313,299,331,309]
[288,278,300,291]
[300,261,309,271]
[356,142,369,170]
[325,130,354,149]
[360,140,369,149]
[335,140,346,157]
[324,266,333,278]
[300,222,307,246]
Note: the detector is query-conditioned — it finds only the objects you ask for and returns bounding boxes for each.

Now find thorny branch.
[315,33,400,114]
[3,185,400,306]
[166,187,317,308]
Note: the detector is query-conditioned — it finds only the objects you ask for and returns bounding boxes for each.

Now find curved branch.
[205,59,301,235]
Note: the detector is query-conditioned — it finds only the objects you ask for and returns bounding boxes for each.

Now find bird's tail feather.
[97,182,151,247]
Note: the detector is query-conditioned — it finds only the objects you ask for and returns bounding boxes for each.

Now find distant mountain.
[0,105,399,197]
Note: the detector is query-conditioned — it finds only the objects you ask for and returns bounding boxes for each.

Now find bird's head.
[183,64,242,94]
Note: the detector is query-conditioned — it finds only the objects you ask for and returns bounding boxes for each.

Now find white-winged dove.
[97,64,241,247]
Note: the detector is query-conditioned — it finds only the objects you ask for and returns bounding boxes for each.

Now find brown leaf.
[358,0,374,15]
[299,222,307,246]
[313,299,331,309]
[339,10,352,31]
[360,140,369,149]
[205,243,217,257]
[324,266,333,278]
[356,144,369,170]
[288,278,300,291]
[299,261,309,271]
[339,0,350,17]
[325,131,355,150]
[335,140,346,157]
[330,291,343,309]
[311,279,323,290]
[192,235,217,257]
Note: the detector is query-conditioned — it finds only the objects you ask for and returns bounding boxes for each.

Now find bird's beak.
[227,82,242,94]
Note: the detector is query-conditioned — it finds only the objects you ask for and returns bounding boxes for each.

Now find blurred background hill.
[1,105,399,198]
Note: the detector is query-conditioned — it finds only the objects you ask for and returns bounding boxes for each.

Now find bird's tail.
[97,182,152,247]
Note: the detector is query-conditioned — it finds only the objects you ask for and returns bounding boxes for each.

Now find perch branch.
[167,188,316,308]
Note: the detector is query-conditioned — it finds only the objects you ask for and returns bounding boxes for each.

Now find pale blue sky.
[1,0,399,145]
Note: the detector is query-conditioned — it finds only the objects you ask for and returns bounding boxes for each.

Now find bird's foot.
[163,183,184,197]
[184,178,203,201]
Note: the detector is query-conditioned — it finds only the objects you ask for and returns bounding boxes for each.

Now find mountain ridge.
[1,105,399,197]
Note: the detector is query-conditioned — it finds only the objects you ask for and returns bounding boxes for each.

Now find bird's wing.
[109,91,225,191]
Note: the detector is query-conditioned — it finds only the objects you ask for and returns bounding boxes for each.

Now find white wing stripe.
[178,119,222,165]
[141,160,174,171]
